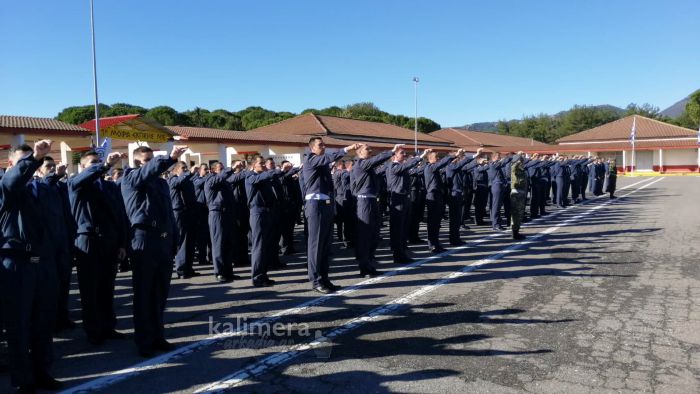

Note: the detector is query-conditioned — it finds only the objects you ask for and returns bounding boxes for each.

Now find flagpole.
[89,0,101,147]
[630,116,636,176]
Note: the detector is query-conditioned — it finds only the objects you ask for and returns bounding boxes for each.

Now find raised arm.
[389,157,422,176]
[246,169,281,185]
[357,150,393,171]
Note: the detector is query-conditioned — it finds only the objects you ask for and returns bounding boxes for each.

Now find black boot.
[512,229,525,240]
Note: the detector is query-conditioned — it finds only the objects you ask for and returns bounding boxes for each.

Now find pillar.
[60,141,74,174]
[11,133,25,147]
[622,150,627,173]
[659,149,663,173]
[218,143,227,165]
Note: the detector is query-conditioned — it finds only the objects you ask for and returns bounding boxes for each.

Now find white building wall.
[664,149,697,166]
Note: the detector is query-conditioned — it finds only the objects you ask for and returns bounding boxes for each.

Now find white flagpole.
[89,0,101,147]
[413,77,419,155]
[631,116,636,176]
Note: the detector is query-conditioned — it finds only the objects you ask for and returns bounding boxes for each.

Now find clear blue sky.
[1,0,698,127]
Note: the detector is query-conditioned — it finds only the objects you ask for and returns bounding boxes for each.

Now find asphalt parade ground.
[3,176,699,393]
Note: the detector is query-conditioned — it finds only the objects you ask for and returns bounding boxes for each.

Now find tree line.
[55,102,442,133]
[497,92,700,144]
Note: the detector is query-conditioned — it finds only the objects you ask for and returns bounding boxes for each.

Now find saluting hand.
[392,144,405,153]
[33,139,52,160]
[420,148,432,159]
[106,152,122,167]
[56,162,67,176]
[171,145,188,160]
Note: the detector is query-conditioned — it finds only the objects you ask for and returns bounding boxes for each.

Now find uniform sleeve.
[0,155,42,204]
[122,155,176,189]
[68,162,110,190]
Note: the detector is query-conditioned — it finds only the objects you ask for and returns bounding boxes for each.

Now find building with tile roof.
[556,115,699,173]
[429,127,555,154]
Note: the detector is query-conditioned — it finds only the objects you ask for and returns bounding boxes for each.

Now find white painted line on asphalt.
[194,177,665,393]
[60,176,655,393]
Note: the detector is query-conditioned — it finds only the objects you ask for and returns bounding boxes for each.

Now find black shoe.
[154,339,175,352]
[326,282,342,291]
[138,347,155,358]
[400,256,415,264]
[475,221,486,226]
[35,373,63,391]
[252,280,274,287]
[512,233,526,240]
[104,330,127,340]
[450,240,465,246]
[493,226,506,231]
[461,225,471,230]
[360,270,381,278]
[118,262,131,273]
[177,271,201,279]
[431,247,447,254]
[87,335,105,346]
[270,262,288,270]
[408,238,424,244]
[313,285,334,294]
[15,385,36,394]
[55,318,76,332]
[215,275,232,283]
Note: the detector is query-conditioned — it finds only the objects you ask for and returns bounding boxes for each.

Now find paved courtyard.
[2,176,698,393]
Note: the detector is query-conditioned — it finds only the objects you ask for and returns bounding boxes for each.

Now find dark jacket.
[68,163,128,251]
[0,156,44,254]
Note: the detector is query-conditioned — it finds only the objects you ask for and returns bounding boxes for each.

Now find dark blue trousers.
[448,192,463,243]
[473,186,488,224]
[249,208,273,283]
[54,246,73,324]
[530,181,542,217]
[490,184,504,229]
[389,193,409,261]
[556,176,569,207]
[195,205,211,264]
[0,253,57,387]
[208,210,234,277]
[305,199,334,287]
[130,228,174,351]
[75,235,118,341]
[426,195,443,249]
[174,210,196,274]
[356,197,379,271]
[408,190,425,242]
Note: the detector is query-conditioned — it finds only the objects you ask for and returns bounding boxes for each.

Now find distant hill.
[460,104,624,133]
[661,93,695,118]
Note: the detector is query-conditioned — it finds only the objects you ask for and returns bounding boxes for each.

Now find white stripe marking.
[195,177,665,392]
[61,177,655,393]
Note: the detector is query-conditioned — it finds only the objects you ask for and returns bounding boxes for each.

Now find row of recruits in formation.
[0,137,617,392]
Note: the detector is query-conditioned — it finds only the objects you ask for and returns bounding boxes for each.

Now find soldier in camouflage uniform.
[510,154,528,240]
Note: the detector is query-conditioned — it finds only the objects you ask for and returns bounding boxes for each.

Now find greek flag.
[629,117,636,144]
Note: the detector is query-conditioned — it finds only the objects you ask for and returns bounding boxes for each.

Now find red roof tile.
[249,113,452,145]
[167,126,454,152]
[0,115,90,136]
[556,115,697,142]
[430,128,549,148]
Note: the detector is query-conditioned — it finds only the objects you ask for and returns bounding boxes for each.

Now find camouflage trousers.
[510,190,526,232]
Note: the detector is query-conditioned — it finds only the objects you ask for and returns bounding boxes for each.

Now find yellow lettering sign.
[102,126,171,143]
